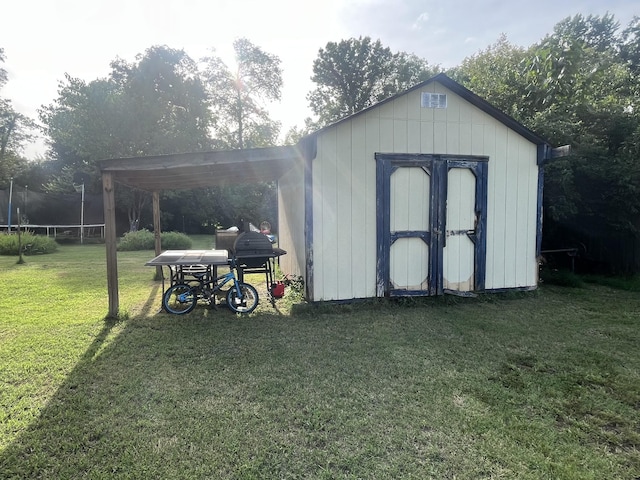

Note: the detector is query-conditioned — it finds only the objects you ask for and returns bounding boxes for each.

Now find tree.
[42,46,211,165]
[621,16,640,71]
[521,15,640,270]
[0,48,7,89]
[39,46,212,230]
[197,39,283,233]
[520,14,624,115]
[201,38,282,149]
[283,120,316,145]
[110,46,212,156]
[0,48,36,185]
[159,182,277,233]
[308,37,440,126]
[450,35,527,119]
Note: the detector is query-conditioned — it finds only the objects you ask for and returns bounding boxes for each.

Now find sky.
[1,0,637,158]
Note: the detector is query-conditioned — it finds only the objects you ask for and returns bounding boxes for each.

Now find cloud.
[412,12,430,30]
[339,0,639,69]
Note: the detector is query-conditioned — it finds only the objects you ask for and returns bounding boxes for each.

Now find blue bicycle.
[162,259,259,315]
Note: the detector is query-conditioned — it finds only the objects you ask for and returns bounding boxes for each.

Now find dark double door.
[376,153,488,296]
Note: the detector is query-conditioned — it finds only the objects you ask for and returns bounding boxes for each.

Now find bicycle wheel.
[163,284,197,314]
[226,282,259,314]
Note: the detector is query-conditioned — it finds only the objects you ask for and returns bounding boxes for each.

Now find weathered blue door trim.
[301,135,317,300]
[375,156,391,297]
[432,158,447,295]
[376,153,488,297]
[536,165,544,258]
[443,157,488,291]
[476,161,488,290]
[535,144,550,258]
[376,153,437,296]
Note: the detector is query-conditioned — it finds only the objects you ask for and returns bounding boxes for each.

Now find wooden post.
[16,207,25,264]
[153,191,162,279]
[102,172,119,318]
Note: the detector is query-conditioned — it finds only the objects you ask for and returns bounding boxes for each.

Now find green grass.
[1,245,639,479]
[583,273,640,292]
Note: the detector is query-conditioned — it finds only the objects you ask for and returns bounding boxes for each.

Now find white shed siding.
[350,114,370,299]
[312,118,380,301]
[311,81,540,301]
[484,130,538,289]
[336,123,353,299]
[277,155,306,279]
[314,127,337,300]
[362,112,381,298]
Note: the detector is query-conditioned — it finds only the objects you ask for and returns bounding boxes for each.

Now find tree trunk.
[127,189,149,231]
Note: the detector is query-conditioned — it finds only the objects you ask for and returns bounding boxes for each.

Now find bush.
[117,229,155,251]
[161,231,193,250]
[0,231,59,255]
[117,229,193,251]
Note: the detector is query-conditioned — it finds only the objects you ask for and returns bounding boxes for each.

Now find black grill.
[232,232,286,296]
[234,231,284,267]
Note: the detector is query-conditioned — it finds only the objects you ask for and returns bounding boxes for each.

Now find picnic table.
[145,249,230,288]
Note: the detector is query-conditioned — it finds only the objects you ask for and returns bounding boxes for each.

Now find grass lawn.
[1,242,639,479]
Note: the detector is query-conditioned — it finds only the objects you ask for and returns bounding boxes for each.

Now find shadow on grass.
[0,307,286,477]
[137,284,163,317]
[2,285,639,478]
[0,294,483,478]
[1,317,122,477]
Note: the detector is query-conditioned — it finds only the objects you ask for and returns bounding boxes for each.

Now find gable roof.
[309,72,550,147]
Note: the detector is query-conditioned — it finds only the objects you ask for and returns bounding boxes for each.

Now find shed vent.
[421,92,447,109]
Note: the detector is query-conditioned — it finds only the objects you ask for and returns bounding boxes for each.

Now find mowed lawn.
[1,243,639,479]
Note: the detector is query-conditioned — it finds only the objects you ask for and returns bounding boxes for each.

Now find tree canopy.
[38,46,213,229]
[201,38,283,149]
[40,45,212,169]
[307,36,440,126]
[453,14,640,271]
[35,42,285,232]
[0,48,36,186]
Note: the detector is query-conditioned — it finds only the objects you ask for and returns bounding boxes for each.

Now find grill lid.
[234,231,279,257]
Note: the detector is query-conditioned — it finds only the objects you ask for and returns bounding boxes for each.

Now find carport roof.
[98,144,304,191]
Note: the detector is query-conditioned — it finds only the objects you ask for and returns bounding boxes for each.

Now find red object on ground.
[271,282,285,298]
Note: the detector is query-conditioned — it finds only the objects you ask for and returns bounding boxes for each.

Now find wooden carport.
[98,145,304,318]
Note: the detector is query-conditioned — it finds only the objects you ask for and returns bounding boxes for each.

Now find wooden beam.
[109,160,291,191]
[153,191,162,279]
[98,145,303,191]
[99,145,301,171]
[102,172,119,318]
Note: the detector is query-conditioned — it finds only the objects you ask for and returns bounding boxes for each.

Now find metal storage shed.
[100,73,561,316]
